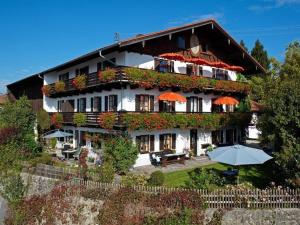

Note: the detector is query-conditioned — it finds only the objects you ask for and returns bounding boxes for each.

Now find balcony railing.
[52,111,251,131]
[44,66,250,97]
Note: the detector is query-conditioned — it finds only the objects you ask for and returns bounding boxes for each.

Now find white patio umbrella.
[42,129,73,139]
[207,144,272,183]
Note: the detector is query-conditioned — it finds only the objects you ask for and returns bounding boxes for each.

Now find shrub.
[72,74,86,90]
[96,160,115,183]
[0,127,19,145]
[54,80,65,92]
[185,168,226,190]
[50,138,57,149]
[104,136,138,174]
[148,171,165,186]
[121,174,148,186]
[27,153,54,167]
[73,113,87,126]
[78,149,88,179]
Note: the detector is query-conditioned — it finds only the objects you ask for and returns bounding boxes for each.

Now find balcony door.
[190,129,198,156]
[159,100,175,112]
[62,100,74,112]
[187,97,202,112]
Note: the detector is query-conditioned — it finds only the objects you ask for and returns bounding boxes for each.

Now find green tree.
[240,40,248,52]
[104,135,138,174]
[258,41,300,187]
[251,39,270,70]
[36,109,51,131]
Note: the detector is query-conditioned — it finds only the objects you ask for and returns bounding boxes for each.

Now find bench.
[161,152,186,167]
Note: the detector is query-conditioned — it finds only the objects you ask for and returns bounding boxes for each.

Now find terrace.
[43,66,250,98]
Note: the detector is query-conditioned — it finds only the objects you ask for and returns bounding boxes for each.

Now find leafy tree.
[0,96,35,135]
[0,142,21,176]
[240,40,248,52]
[36,109,51,131]
[258,41,300,187]
[251,39,270,70]
[104,135,138,174]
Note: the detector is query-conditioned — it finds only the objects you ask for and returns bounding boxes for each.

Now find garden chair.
[73,148,82,160]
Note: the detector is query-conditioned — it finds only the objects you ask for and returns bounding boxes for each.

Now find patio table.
[63,149,77,160]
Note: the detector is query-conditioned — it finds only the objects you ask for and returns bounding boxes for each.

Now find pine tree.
[251,39,270,70]
[240,40,248,52]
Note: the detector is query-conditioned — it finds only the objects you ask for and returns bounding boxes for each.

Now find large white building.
[13,19,265,167]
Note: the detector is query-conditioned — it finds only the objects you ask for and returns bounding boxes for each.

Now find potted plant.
[54,80,65,92]
[72,74,87,90]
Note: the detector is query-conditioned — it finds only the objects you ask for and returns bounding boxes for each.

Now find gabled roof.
[8,19,265,86]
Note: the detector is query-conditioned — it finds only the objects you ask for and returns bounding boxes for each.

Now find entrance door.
[190,129,198,156]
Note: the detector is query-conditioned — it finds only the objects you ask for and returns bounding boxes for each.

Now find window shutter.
[77,99,80,112]
[171,134,176,150]
[136,136,141,151]
[135,95,140,111]
[186,97,191,112]
[105,96,108,111]
[198,98,203,112]
[98,97,102,112]
[150,135,155,152]
[113,95,118,111]
[154,58,160,71]
[171,101,175,112]
[75,69,79,76]
[97,62,102,72]
[83,98,86,112]
[90,98,94,112]
[159,134,164,150]
[159,100,163,112]
[150,96,154,112]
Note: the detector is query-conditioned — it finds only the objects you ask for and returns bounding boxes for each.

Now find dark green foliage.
[185,168,226,190]
[95,160,115,183]
[236,97,251,112]
[258,41,300,187]
[251,39,270,70]
[144,208,192,225]
[240,40,248,52]
[104,135,138,174]
[148,171,165,186]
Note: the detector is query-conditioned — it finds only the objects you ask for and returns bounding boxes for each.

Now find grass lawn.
[163,162,273,188]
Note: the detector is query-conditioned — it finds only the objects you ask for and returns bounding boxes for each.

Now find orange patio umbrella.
[157,92,187,103]
[213,96,239,105]
[159,53,185,61]
[225,65,245,72]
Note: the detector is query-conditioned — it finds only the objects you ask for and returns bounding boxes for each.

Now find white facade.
[43,50,241,167]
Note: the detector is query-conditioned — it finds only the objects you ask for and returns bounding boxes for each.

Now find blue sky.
[0,0,299,93]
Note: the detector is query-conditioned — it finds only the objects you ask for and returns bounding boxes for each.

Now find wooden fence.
[28,164,300,209]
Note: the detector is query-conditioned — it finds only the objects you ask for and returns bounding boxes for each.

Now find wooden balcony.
[45,66,250,97]
[53,111,251,131]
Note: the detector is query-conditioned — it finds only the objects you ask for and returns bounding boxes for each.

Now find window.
[57,100,64,112]
[154,59,174,73]
[77,98,86,112]
[186,64,193,75]
[159,133,176,150]
[159,100,175,112]
[198,66,203,76]
[213,68,228,80]
[105,95,118,111]
[103,58,116,70]
[91,97,102,112]
[211,98,223,113]
[135,95,154,112]
[212,130,224,145]
[186,97,202,112]
[136,135,154,153]
[59,72,69,81]
[177,36,185,49]
[76,66,89,76]
[225,104,234,112]
[97,62,102,72]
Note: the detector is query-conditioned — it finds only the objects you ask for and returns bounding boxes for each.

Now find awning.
[213,96,239,105]
[159,53,185,61]
[157,92,187,103]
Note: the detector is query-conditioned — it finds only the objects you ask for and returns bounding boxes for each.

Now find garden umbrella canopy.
[43,130,73,139]
[213,96,239,105]
[207,145,272,166]
[159,53,185,61]
[157,92,187,103]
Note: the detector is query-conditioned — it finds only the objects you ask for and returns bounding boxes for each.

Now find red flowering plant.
[51,112,63,128]
[54,80,65,92]
[98,112,117,130]
[72,74,86,90]
[41,85,51,97]
[78,148,88,179]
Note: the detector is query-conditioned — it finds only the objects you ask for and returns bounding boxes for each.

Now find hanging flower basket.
[98,68,116,82]
[41,85,51,97]
[73,113,87,126]
[98,112,117,130]
[72,74,87,90]
[54,80,65,92]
